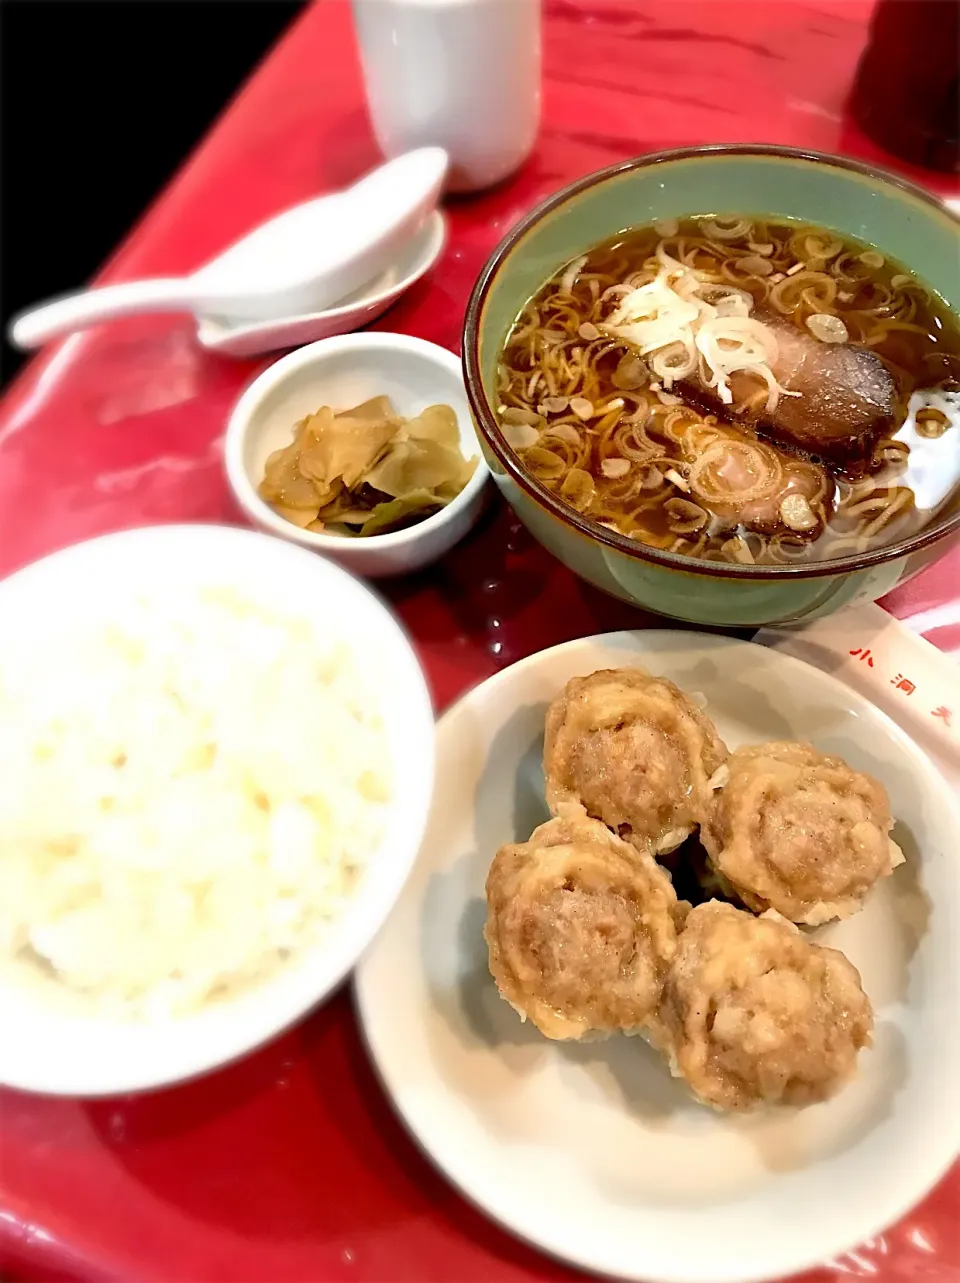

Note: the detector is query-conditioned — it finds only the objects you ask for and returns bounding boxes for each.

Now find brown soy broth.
[567,218,957,390]
[497,214,960,565]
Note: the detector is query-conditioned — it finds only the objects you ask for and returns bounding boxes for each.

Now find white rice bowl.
[0,525,435,1095]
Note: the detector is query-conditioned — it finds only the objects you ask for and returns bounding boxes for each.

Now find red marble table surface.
[0,2,957,1280]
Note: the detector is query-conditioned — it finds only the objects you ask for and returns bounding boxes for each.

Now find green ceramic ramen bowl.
[463,145,960,627]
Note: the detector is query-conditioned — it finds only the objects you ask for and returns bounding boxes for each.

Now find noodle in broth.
[497,215,960,565]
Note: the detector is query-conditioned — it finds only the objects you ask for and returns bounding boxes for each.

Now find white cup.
[351,0,541,193]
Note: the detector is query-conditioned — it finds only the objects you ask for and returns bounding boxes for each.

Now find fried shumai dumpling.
[701,741,902,925]
[659,902,873,1111]
[484,811,686,1040]
[543,668,728,855]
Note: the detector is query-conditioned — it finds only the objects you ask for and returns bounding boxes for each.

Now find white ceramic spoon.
[196,211,447,358]
[8,148,448,349]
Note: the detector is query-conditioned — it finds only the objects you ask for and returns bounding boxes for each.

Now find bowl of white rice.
[0,524,435,1096]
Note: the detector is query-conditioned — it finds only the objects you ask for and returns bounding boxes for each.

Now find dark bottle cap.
[851,0,959,174]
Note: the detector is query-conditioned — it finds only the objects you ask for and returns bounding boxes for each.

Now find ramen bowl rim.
[462,143,960,582]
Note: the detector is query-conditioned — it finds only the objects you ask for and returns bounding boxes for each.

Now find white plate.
[355,631,960,1283]
[196,211,446,357]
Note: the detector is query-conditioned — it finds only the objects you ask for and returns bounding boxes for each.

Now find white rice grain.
[0,588,391,1020]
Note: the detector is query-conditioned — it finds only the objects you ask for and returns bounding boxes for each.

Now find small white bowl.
[0,524,435,1096]
[197,212,447,358]
[224,331,488,577]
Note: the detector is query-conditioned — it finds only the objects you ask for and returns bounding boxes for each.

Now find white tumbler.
[351,0,541,193]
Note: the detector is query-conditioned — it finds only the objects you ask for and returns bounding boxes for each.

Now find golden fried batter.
[543,668,728,854]
[702,741,902,925]
[659,902,873,1111]
[485,811,686,1040]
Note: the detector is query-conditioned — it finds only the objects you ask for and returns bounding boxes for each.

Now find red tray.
[0,2,957,1280]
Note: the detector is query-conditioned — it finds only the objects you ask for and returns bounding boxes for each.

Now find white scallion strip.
[601,247,799,413]
[806,313,849,344]
[538,395,569,414]
[544,422,582,445]
[501,421,541,450]
[700,216,752,241]
[649,340,697,387]
[560,255,588,294]
[780,494,818,531]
